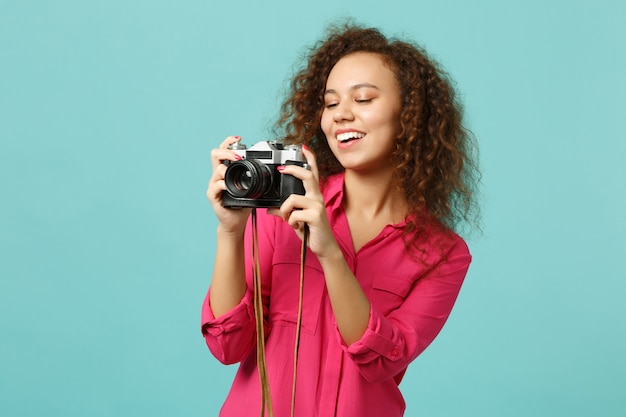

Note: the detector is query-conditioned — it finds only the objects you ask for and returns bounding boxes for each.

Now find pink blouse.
[201,172,471,417]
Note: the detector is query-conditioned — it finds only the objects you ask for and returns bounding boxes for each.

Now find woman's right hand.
[206,136,252,235]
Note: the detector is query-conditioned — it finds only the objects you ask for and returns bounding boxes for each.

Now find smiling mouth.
[337,131,365,143]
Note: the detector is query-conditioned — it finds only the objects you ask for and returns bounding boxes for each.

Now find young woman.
[202,23,480,417]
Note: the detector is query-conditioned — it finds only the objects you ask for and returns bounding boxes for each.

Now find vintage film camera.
[222,141,307,208]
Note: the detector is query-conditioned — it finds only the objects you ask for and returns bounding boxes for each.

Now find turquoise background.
[1,0,624,416]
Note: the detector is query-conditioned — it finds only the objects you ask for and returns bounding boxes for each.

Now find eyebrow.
[324,83,380,95]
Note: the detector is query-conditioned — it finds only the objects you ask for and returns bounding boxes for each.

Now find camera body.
[222,141,306,208]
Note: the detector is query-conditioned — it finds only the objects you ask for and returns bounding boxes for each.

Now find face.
[321,52,402,174]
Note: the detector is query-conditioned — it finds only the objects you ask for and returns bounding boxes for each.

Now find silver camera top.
[229,140,304,164]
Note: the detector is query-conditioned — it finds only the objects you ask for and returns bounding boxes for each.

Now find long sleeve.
[200,173,473,417]
[341,237,471,383]
[201,210,277,365]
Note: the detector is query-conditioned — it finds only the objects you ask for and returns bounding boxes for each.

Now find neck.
[342,169,407,224]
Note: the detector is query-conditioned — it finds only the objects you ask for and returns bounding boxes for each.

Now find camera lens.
[224,160,274,198]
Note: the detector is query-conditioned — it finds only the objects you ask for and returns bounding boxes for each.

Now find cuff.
[341,306,402,362]
[200,291,254,337]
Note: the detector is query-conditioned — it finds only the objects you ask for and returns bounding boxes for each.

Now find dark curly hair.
[276,22,480,242]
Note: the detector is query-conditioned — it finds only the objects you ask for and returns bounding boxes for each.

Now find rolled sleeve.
[340,306,405,383]
[200,210,277,365]
[345,307,402,360]
[342,239,471,383]
[200,290,257,365]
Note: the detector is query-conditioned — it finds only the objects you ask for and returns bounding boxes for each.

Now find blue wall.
[1,1,624,416]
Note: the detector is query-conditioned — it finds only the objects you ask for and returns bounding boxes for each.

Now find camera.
[222,141,307,208]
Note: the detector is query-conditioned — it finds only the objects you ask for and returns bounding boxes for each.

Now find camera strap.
[250,209,308,417]
[291,223,308,417]
[251,209,273,417]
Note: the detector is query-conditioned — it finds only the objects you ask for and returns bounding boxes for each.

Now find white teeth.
[337,132,365,142]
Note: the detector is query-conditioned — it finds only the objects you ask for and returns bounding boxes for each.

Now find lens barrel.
[224,160,274,198]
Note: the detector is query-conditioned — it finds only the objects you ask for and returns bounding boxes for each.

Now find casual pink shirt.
[201,172,471,417]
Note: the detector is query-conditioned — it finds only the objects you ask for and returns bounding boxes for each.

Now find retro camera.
[222,141,307,208]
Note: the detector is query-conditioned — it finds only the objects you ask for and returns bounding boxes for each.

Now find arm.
[270,147,370,345]
[344,238,471,383]
[201,212,277,364]
[316,243,371,345]
[204,136,252,318]
[209,226,247,318]
[201,136,257,363]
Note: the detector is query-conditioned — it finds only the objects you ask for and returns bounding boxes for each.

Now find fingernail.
[277,165,286,172]
[234,154,243,160]
[302,144,310,152]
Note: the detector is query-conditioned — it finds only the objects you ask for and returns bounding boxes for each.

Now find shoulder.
[410,221,471,269]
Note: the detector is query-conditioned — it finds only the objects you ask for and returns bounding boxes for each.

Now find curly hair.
[276,22,480,241]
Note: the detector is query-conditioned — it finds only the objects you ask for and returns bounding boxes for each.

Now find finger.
[286,210,311,231]
[286,209,305,227]
[301,144,319,180]
[219,135,242,149]
[211,138,244,168]
[211,150,242,171]
[206,179,227,202]
[212,163,227,180]
[278,194,311,219]
[276,164,314,181]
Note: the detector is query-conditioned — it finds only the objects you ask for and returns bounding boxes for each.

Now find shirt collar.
[321,172,345,212]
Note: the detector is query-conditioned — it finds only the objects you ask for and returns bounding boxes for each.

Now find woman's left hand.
[267,145,339,259]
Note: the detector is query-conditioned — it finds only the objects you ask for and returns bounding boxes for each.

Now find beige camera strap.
[291,223,308,417]
[251,209,308,417]
[251,210,273,417]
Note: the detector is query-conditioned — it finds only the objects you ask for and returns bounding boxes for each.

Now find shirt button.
[391,349,400,358]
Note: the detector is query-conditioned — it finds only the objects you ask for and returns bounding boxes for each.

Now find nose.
[332,101,355,122]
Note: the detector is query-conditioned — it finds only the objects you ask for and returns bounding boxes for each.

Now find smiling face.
[320,52,402,175]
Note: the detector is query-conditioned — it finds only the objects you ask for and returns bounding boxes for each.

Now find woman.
[202,23,480,417]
